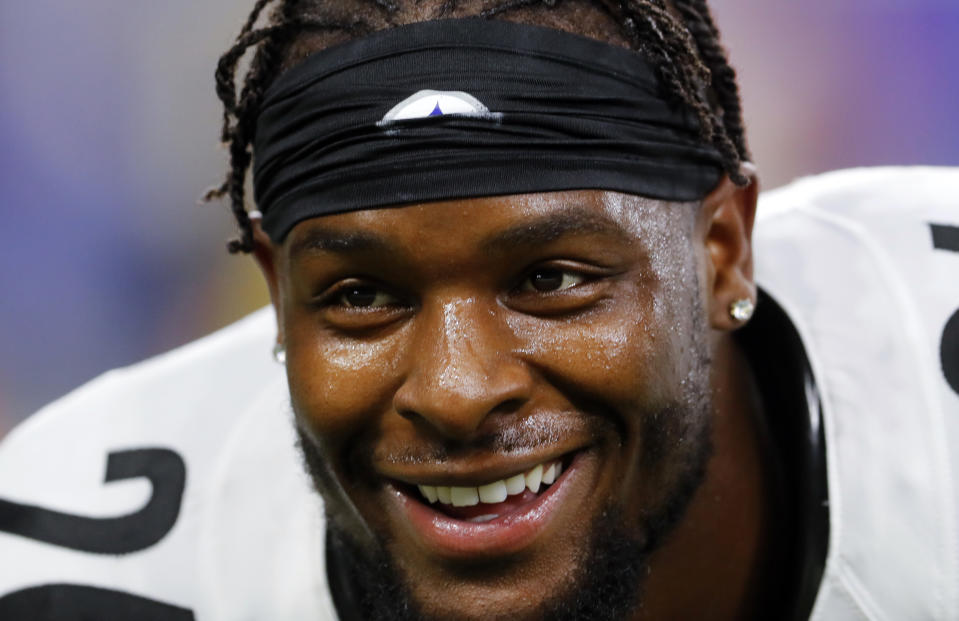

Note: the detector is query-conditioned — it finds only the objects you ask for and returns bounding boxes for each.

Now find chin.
[324,504,651,621]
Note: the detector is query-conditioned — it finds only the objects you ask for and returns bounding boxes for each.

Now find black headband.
[253,18,724,243]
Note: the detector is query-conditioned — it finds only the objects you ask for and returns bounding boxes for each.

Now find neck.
[632,331,784,620]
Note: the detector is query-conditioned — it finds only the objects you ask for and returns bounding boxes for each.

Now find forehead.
[283,189,696,262]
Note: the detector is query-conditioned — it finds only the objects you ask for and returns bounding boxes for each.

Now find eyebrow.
[287,204,633,259]
[288,227,393,259]
[480,205,633,253]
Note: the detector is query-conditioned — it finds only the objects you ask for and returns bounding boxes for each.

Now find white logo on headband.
[378,90,499,125]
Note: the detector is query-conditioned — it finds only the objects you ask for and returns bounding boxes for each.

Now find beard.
[323,506,648,621]
[296,393,713,621]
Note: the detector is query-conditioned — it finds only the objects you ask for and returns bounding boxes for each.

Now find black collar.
[735,288,830,620]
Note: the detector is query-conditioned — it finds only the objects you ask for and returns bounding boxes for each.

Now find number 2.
[0,448,194,617]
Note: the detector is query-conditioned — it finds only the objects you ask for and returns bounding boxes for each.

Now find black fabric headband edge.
[262,18,660,105]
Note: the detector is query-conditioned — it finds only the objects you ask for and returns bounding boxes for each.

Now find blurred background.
[0,0,957,438]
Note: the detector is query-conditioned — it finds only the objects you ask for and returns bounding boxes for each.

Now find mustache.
[374,415,605,465]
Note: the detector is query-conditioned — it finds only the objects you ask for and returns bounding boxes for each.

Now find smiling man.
[1,0,958,619]
[232,3,775,618]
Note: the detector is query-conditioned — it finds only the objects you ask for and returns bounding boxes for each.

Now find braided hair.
[207,0,750,253]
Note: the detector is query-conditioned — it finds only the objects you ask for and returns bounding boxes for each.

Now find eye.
[507,262,614,316]
[334,284,398,308]
[519,267,587,293]
[312,280,409,331]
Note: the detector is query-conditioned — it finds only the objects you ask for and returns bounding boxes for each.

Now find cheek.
[285,325,405,438]
[508,293,687,409]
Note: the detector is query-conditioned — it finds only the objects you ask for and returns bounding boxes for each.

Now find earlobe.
[701,164,759,331]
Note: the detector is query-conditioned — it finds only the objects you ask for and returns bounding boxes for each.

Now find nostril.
[490,398,525,416]
[396,407,421,424]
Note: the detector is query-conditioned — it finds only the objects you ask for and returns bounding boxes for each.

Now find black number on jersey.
[0,448,193,617]
[931,223,959,396]
[0,448,185,554]
[0,584,195,620]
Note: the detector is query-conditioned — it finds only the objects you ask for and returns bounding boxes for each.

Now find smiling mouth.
[412,459,565,522]
[385,449,592,559]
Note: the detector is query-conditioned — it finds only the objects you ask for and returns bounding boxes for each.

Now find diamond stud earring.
[272,342,286,365]
[729,298,755,323]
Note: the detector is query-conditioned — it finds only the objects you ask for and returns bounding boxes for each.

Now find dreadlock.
[206,0,750,253]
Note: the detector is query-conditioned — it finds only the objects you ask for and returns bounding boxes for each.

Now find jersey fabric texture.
[1,167,957,620]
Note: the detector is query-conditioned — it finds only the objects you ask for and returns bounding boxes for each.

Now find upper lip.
[375,445,583,486]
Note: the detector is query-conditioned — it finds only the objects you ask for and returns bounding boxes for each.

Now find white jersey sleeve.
[0,308,338,619]
[754,166,959,620]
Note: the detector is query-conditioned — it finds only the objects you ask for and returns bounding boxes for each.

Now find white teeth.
[505,473,527,495]
[478,480,508,504]
[418,485,439,504]
[416,458,566,505]
[450,486,480,507]
[526,464,543,493]
[542,462,557,485]
[436,486,452,504]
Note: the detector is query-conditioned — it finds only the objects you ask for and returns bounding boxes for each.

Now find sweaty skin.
[253,182,778,620]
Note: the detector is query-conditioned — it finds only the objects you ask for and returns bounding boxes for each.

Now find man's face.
[270,189,717,620]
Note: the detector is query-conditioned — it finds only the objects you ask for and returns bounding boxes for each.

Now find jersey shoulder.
[0,307,290,615]
[754,166,959,368]
[758,165,958,222]
[1,306,280,460]
[755,167,959,620]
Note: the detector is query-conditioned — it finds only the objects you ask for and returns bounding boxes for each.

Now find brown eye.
[338,286,396,308]
[530,269,563,291]
[521,268,586,293]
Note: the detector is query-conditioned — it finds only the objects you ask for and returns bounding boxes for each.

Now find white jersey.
[754,168,959,620]
[1,167,957,620]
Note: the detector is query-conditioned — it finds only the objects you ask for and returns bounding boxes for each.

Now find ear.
[250,217,285,344]
[698,164,759,331]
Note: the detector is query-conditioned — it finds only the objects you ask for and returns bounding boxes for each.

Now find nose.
[393,297,532,440]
